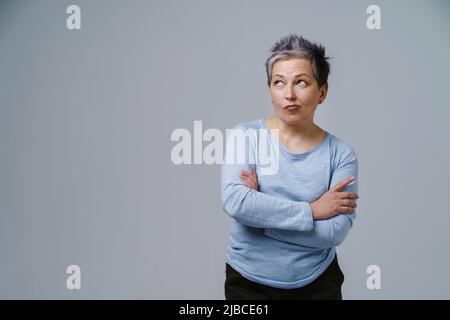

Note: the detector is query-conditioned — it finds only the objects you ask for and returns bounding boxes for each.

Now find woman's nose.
[285,87,296,100]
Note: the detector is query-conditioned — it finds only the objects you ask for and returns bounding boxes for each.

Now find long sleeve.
[264,147,358,248]
[221,126,313,231]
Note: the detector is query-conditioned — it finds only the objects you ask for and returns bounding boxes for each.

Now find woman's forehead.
[272,58,313,77]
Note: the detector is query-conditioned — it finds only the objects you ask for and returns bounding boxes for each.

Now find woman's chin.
[278,113,305,124]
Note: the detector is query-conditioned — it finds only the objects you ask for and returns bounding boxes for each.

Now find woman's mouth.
[285,104,300,111]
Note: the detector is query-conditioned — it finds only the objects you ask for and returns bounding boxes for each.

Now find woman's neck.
[270,116,324,140]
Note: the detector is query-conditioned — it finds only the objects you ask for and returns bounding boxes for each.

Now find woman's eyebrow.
[273,73,310,78]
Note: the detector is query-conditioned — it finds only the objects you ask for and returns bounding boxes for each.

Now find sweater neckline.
[260,118,330,158]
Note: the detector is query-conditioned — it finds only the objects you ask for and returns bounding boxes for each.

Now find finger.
[247,166,253,178]
[339,206,356,214]
[331,176,355,192]
[338,199,357,207]
[244,178,255,186]
[244,175,258,188]
[245,181,256,189]
[249,165,257,177]
[339,192,359,199]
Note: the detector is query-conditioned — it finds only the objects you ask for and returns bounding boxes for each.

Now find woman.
[221,34,359,299]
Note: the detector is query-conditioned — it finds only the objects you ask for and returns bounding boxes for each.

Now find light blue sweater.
[221,118,358,289]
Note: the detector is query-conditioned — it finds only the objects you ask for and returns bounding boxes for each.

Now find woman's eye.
[273,80,307,86]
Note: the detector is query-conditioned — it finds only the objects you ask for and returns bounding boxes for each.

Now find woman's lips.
[285,105,300,111]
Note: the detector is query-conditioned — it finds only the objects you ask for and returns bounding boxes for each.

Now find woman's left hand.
[240,165,259,191]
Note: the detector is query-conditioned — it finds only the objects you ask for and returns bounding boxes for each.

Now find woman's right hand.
[310,176,359,220]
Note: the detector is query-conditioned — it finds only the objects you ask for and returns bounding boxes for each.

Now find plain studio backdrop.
[1,0,449,299]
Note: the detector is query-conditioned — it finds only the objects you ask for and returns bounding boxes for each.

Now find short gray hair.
[265,34,331,88]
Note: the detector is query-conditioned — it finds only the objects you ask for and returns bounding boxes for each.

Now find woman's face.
[269,57,328,126]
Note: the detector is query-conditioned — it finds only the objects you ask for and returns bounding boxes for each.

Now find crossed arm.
[264,159,358,248]
[221,128,358,248]
[221,161,315,232]
[239,155,358,249]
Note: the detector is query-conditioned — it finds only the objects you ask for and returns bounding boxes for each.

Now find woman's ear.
[318,83,328,104]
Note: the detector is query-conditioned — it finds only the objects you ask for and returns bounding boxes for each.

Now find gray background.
[1,0,449,299]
